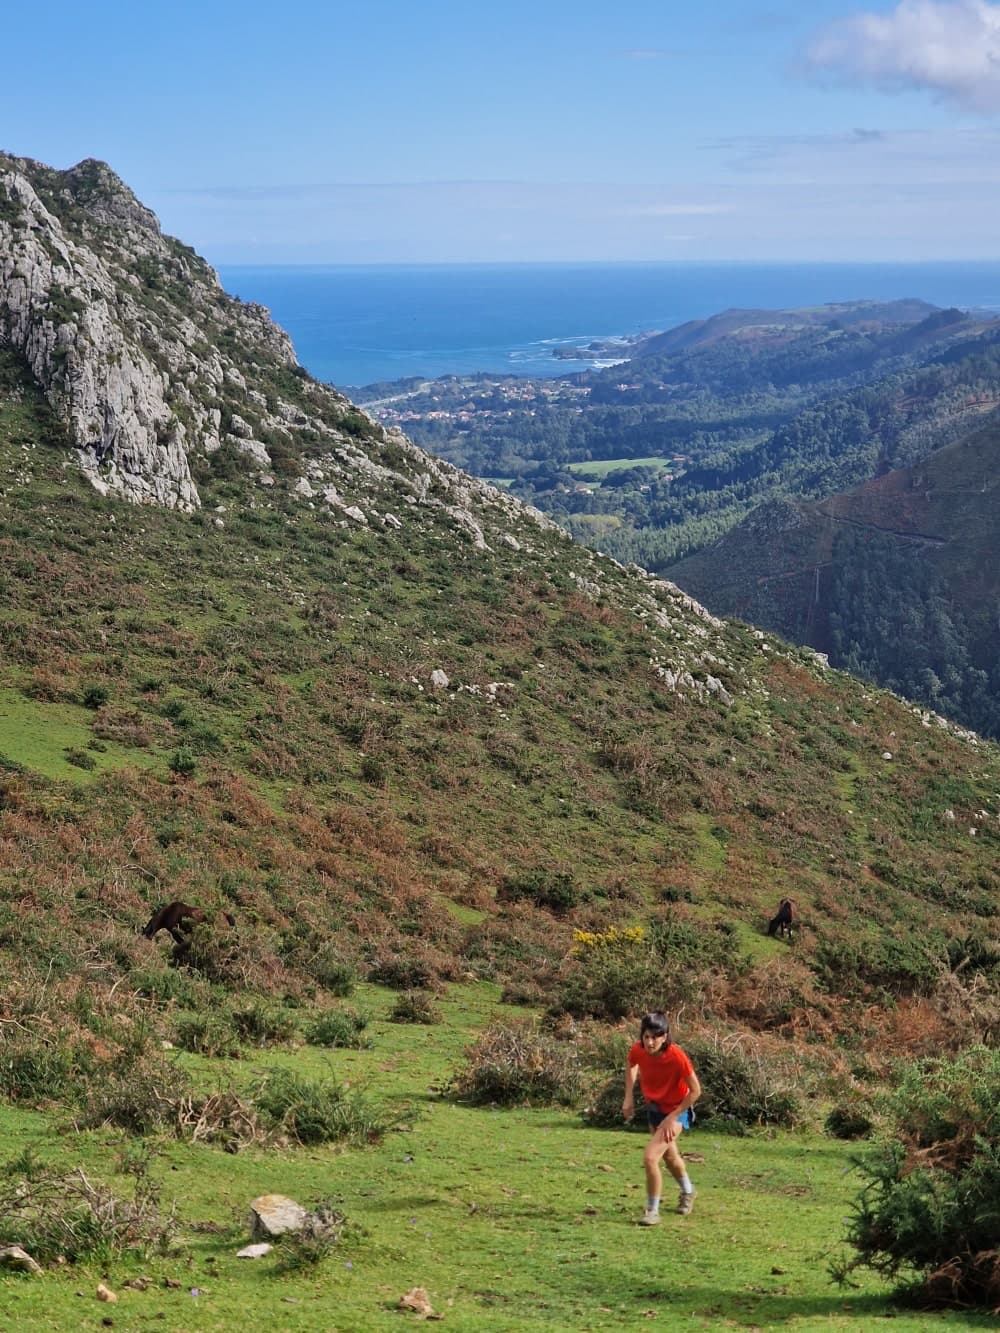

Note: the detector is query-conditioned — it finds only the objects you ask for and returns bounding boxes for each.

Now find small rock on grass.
[249,1193,307,1238]
[399,1286,437,1317]
[96,1282,118,1303]
[237,1243,273,1259]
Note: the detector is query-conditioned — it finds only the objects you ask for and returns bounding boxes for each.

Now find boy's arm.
[659,1071,702,1142]
[622,1061,640,1120]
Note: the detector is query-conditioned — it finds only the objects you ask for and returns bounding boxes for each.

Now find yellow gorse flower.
[571,924,645,956]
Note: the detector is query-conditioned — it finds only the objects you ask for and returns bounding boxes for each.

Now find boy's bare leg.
[643,1133,686,1199]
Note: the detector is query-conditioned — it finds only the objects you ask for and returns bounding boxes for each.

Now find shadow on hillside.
[551,1273,997,1328]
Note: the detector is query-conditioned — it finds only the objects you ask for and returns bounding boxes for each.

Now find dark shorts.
[647,1102,693,1132]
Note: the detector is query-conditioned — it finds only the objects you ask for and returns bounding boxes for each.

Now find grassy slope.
[2,336,999,1043]
[1,983,996,1332]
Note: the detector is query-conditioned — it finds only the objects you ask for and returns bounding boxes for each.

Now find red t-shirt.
[628,1040,694,1111]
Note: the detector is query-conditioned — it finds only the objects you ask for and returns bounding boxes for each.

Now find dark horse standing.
[141,901,236,950]
[768,898,797,939]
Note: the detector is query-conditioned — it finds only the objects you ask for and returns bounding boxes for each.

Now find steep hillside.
[671,421,1000,737]
[1,155,999,1086]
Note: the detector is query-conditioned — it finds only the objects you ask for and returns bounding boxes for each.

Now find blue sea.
[217,262,1000,391]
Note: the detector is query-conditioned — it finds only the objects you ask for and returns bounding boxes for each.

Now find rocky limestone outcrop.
[0,153,300,510]
[0,152,570,541]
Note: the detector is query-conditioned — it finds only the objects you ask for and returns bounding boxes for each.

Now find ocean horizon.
[217,260,1000,391]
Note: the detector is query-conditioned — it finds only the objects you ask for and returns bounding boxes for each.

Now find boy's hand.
[659,1116,681,1143]
[622,1098,634,1122]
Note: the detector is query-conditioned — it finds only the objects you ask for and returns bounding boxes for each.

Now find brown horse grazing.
[767,898,797,939]
[141,901,236,948]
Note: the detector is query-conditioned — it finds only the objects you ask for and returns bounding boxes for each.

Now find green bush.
[168,746,197,776]
[78,1051,192,1135]
[305,1009,371,1049]
[814,931,942,997]
[310,949,357,996]
[825,1101,875,1140]
[64,746,97,771]
[389,989,442,1025]
[834,1046,1000,1308]
[557,917,744,1021]
[0,1040,78,1103]
[681,1035,801,1131]
[450,1021,583,1107]
[250,1069,392,1145]
[579,1030,648,1130]
[274,1204,348,1272]
[82,683,109,709]
[229,1001,297,1045]
[174,1011,243,1058]
[130,966,201,1007]
[498,869,580,914]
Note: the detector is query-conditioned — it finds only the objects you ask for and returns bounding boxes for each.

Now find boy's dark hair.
[639,1011,670,1040]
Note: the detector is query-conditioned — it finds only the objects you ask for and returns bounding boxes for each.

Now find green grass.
[0,984,993,1331]
[566,456,675,479]
[0,686,158,781]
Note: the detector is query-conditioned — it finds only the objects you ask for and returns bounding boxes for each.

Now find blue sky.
[4,1,1000,263]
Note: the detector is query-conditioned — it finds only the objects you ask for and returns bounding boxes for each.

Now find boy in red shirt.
[622,1011,701,1224]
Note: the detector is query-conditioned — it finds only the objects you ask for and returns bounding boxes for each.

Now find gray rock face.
[0,153,295,510]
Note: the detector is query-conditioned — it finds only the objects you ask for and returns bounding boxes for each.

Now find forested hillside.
[671,421,1000,737]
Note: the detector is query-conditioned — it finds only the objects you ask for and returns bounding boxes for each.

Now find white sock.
[679,1174,693,1194]
[646,1196,660,1212]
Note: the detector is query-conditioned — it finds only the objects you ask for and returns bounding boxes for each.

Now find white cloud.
[806,0,1000,112]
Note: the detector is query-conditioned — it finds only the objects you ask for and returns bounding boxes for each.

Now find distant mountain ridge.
[632,298,944,357]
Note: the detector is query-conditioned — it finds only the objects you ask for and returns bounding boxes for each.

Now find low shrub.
[130,966,201,1008]
[450,1021,583,1107]
[557,916,747,1021]
[367,952,439,992]
[498,869,581,914]
[250,1069,392,1145]
[174,1011,243,1058]
[834,1045,1000,1309]
[305,1008,372,1049]
[64,746,97,771]
[390,989,442,1025]
[81,683,109,709]
[274,1204,348,1272]
[229,1001,297,1046]
[168,746,197,776]
[0,1039,79,1103]
[579,1028,645,1130]
[77,1050,192,1135]
[557,926,661,1021]
[0,1152,177,1263]
[814,931,943,998]
[307,946,357,996]
[825,1101,875,1140]
[682,1035,802,1131]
